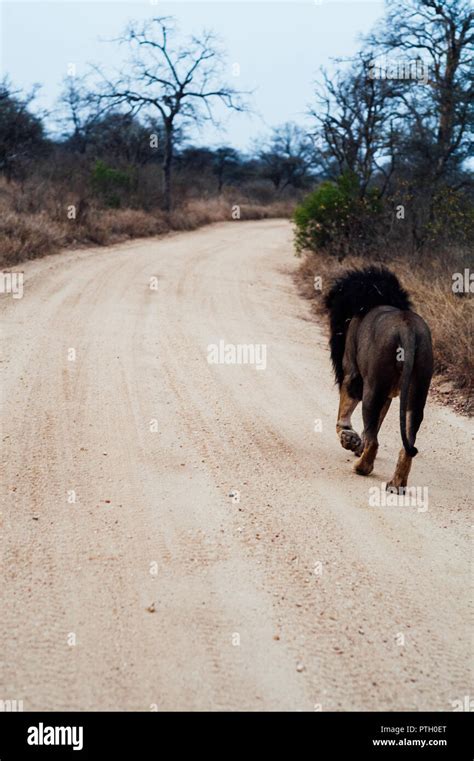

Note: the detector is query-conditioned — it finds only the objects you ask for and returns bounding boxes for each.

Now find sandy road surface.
[0,220,471,711]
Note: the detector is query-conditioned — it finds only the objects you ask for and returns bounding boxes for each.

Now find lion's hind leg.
[354,390,389,476]
[387,375,429,492]
[387,449,413,492]
[336,378,363,455]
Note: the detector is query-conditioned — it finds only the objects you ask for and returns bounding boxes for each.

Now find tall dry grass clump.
[0,211,67,266]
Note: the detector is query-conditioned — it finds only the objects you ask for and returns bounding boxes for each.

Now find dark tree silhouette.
[212,146,241,193]
[0,79,48,180]
[257,122,316,193]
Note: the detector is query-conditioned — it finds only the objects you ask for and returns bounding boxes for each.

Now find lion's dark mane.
[324,266,412,387]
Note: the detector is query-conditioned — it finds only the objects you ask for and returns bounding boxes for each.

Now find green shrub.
[90,160,132,208]
[293,173,381,256]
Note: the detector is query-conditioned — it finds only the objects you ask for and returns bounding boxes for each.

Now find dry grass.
[0,180,294,267]
[296,246,473,415]
[77,208,170,245]
[0,212,67,265]
[173,197,295,228]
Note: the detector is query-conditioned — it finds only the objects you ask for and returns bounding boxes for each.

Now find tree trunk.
[217,169,224,194]
[162,121,173,212]
[435,30,459,178]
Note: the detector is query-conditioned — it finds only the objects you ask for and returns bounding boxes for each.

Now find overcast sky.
[0,0,385,151]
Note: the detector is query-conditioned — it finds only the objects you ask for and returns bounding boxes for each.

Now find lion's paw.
[339,428,362,454]
[354,458,374,476]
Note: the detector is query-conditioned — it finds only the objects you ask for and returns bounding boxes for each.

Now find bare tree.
[58,76,105,154]
[256,122,316,193]
[95,17,247,211]
[364,0,473,249]
[309,55,400,198]
[368,0,473,184]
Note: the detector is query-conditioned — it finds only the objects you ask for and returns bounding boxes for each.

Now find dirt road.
[1,220,471,711]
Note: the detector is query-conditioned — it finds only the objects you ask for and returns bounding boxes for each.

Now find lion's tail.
[399,328,418,457]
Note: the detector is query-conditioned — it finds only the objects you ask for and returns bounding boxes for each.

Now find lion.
[324,266,433,492]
